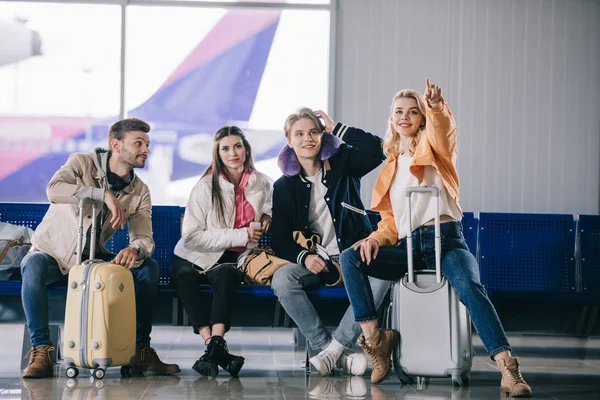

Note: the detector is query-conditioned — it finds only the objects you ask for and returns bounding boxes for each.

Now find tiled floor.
[1,325,599,399]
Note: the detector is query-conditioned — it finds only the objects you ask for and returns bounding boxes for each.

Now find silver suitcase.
[389,186,473,386]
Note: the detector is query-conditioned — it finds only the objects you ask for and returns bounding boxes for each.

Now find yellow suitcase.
[62,199,136,379]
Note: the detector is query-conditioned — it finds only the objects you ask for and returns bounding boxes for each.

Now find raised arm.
[315,109,385,178]
[423,77,457,159]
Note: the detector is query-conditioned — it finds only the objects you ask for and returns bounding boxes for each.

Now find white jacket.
[174,170,273,272]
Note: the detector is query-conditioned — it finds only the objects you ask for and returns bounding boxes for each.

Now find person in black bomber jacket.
[271,107,391,377]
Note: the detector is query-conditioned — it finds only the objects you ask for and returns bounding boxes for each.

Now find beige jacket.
[32,149,154,273]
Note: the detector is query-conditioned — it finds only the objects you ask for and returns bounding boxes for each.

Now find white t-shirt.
[389,155,462,240]
[305,170,340,256]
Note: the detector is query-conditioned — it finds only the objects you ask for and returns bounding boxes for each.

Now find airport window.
[0,1,331,204]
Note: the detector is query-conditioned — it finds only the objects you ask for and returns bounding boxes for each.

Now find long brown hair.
[201,126,255,226]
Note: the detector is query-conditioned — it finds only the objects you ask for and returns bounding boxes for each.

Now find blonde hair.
[382,89,427,157]
[283,107,325,139]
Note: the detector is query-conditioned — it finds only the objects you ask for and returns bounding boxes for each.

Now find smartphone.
[247,221,262,249]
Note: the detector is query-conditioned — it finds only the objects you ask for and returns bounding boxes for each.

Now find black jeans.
[170,252,242,333]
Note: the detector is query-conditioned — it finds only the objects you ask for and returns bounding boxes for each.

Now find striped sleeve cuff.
[297,250,310,266]
[331,122,350,141]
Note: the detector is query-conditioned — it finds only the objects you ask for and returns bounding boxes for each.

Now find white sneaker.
[308,377,340,399]
[338,376,367,397]
[309,349,339,376]
[336,351,368,376]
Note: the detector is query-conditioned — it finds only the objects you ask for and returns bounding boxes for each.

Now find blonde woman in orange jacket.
[339,78,532,397]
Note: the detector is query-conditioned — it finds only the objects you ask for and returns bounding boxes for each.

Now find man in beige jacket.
[20,118,180,378]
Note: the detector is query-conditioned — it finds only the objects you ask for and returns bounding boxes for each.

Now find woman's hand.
[353,238,379,265]
[314,109,336,133]
[260,214,272,233]
[424,77,442,107]
[247,224,262,243]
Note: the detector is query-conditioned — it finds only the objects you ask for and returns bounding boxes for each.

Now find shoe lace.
[205,338,222,359]
[505,362,526,384]
[360,339,379,368]
[24,346,54,365]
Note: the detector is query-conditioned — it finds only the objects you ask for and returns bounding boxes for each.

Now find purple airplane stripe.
[130,19,279,126]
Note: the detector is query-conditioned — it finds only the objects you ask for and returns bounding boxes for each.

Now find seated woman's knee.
[214,264,240,281]
[340,247,361,270]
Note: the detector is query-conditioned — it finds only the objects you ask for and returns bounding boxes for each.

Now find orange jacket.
[368,98,462,247]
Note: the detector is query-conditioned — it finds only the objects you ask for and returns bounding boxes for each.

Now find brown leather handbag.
[241,247,289,285]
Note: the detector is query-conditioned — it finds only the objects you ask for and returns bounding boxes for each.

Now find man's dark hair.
[108,118,150,146]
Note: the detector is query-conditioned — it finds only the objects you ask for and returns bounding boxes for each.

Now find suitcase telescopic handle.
[76,198,98,265]
[405,186,442,284]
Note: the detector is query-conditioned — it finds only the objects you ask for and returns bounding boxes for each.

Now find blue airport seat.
[258,231,272,248]
[578,215,600,299]
[462,212,478,258]
[479,213,576,293]
[0,202,180,287]
[0,203,49,230]
[150,206,183,286]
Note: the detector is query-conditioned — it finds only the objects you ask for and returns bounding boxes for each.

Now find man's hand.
[113,247,138,269]
[104,191,126,229]
[313,110,336,133]
[305,254,329,275]
[353,238,379,265]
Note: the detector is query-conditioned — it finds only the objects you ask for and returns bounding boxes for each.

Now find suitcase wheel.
[65,378,78,389]
[452,374,469,387]
[92,368,105,380]
[66,366,79,379]
[120,365,133,377]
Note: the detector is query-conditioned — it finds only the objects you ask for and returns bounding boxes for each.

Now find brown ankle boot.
[497,356,532,397]
[358,329,399,384]
[22,346,55,379]
[132,345,181,376]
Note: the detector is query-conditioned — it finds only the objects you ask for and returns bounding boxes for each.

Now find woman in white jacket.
[170,126,273,378]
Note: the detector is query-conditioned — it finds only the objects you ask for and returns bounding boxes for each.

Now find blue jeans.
[271,262,391,350]
[340,221,512,358]
[21,250,160,348]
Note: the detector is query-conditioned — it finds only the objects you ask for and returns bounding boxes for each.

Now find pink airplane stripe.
[160,10,280,90]
[0,116,101,179]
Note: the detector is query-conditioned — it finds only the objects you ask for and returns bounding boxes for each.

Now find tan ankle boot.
[22,346,55,379]
[497,356,532,397]
[358,329,399,384]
